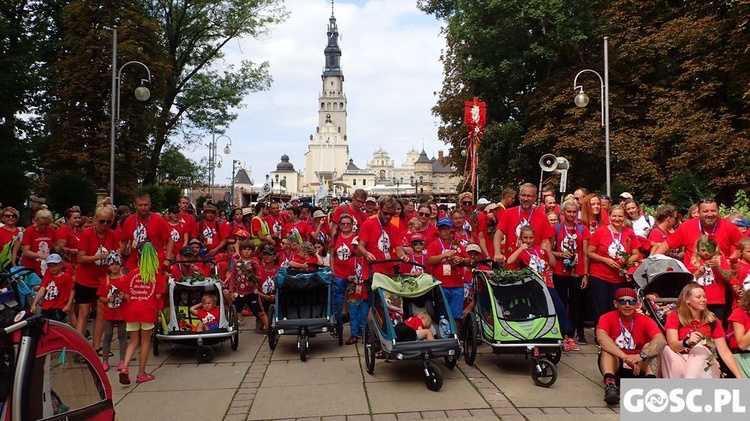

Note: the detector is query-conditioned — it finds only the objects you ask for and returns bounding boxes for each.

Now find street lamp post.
[230,159,241,207]
[207,125,232,202]
[411,175,423,204]
[110,27,152,201]
[274,174,279,200]
[572,37,610,197]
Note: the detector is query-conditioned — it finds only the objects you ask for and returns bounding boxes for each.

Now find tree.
[140,0,287,185]
[45,172,96,215]
[157,146,203,187]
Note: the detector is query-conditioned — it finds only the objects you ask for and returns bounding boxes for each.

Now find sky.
[186,0,448,187]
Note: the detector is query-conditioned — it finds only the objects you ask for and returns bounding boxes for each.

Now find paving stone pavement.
[111,326,621,420]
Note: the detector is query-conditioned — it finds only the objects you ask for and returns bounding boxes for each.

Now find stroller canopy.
[276,267,332,291]
[371,273,440,297]
[632,255,694,297]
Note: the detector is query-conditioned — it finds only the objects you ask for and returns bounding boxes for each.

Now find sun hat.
[476,198,490,205]
[312,210,326,219]
[466,244,482,254]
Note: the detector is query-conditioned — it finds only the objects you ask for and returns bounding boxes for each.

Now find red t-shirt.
[291,255,319,267]
[518,246,554,288]
[20,225,57,275]
[728,308,750,350]
[358,217,401,275]
[197,308,221,329]
[259,264,279,296]
[76,227,119,288]
[40,271,74,311]
[552,223,591,277]
[177,212,197,238]
[596,311,662,355]
[230,258,260,296]
[426,238,468,288]
[667,218,742,269]
[122,271,166,323]
[588,226,639,283]
[476,212,496,258]
[167,221,189,248]
[497,206,554,269]
[0,226,19,251]
[414,225,439,248]
[405,316,424,331]
[279,250,296,268]
[96,274,128,321]
[54,225,81,259]
[283,221,312,240]
[691,256,731,305]
[332,204,365,233]
[193,218,226,252]
[331,233,356,279]
[119,213,171,269]
[664,312,725,350]
[732,261,750,308]
[265,214,286,239]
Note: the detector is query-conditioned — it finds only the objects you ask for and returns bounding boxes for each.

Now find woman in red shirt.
[0,207,21,268]
[661,284,742,378]
[580,193,609,234]
[586,205,640,324]
[20,208,56,276]
[648,205,681,258]
[55,207,83,265]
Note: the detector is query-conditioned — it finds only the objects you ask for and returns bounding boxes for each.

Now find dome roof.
[276,154,295,171]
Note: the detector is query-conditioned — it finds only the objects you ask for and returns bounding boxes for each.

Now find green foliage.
[137,185,165,211]
[0,160,31,210]
[45,172,97,215]
[665,171,710,214]
[161,186,182,210]
[719,189,749,218]
[158,147,203,187]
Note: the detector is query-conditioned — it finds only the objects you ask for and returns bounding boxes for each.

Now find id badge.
[355,284,362,295]
[442,264,452,276]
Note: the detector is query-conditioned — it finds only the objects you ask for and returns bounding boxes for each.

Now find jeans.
[553,274,584,335]
[348,299,370,338]
[588,276,628,325]
[333,277,348,322]
[548,288,573,336]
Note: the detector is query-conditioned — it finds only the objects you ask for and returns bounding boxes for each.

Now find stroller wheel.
[152,329,160,356]
[298,334,308,362]
[531,358,557,387]
[196,345,214,364]
[229,305,239,351]
[443,352,458,369]
[424,361,443,391]
[364,324,376,374]
[545,348,562,365]
[461,312,478,366]
[267,306,279,350]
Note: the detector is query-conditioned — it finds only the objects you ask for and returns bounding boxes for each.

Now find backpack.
[554,222,585,251]
[0,237,16,271]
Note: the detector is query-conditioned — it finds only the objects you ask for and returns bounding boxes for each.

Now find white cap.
[619,192,633,200]
[476,198,490,205]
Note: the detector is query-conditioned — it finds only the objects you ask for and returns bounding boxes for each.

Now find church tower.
[303,1,350,192]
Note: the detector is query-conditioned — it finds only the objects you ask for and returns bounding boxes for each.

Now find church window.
[363,179,367,186]
[340,102,344,109]
[334,103,338,110]
[326,102,331,110]
[353,179,357,186]
[321,102,325,109]
[379,170,386,179]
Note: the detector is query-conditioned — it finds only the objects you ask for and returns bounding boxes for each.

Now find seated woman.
[728,286,750,377]
[661,284,743,378]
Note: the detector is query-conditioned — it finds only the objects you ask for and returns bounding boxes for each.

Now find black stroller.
[632,255,694,330]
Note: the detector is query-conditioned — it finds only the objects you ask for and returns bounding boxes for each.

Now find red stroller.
[1,272,115,420]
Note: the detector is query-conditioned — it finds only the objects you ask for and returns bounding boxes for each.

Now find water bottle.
[438,315,451,338]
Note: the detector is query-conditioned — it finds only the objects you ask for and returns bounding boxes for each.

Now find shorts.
[234,293,263,316]
[443,287,464,320]
[126,322,155,332]
[207,324,219,331]
[74,284,99,304]
[42,309,67,322]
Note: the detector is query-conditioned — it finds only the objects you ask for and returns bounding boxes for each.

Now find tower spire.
[331,0,335,16]
[323,0,342,77]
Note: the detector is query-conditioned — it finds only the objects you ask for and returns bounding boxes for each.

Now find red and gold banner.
[463,97,487,193]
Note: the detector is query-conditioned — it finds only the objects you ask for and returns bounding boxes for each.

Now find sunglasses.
[461,201,472,205]
[410,241,425,246]
[617,298,637,306]
[3,214,17,218]
[418,212,430,217]
[700,197,716,204]
[600,195,610,200]
[98,219,113,224]
[381,211,396,217]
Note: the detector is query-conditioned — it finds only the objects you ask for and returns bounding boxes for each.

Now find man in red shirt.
[493,183,554,269]
[264,201,287,244]
[331,189,367,237]
[357,195,407,275]
[655,198,743,266]
[596,288,665,405]
[193,203,228,257]
[177,196,197,238]
[118,193,174,271]
[476,203,499,258]
[251,202,273,246]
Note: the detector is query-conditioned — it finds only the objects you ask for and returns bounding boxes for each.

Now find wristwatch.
[639,350,648,360]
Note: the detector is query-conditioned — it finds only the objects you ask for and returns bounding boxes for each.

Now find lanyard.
[618,317,635,348]
[609,226,623,252]
[410,252,425,266]
[518,206,533,225]
[438,238,452,253]
[698,220,718,236]
[525,248,544,273]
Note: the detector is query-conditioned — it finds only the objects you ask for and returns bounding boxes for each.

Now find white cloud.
[188,0,447,187]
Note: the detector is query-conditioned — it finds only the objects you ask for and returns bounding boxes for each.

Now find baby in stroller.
[396,312,435,341]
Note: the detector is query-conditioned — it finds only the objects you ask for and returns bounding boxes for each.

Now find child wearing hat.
[96,252,127,371]
[30,254,75,322]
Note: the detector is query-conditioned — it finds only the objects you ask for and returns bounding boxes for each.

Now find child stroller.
[363,260,461,392]
[463,262,562,387]
[267,266,340,361]
[153,265,239,363]
[632,255,694,330]
[0,270,116,421]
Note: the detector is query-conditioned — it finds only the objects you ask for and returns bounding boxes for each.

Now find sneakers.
[101,362,110,371]
[117,361,125,371]
[562,337,580,352]
[574,332,588,345]
[604,383,620,405]
[118,369,131,385]
[136,373,156,383]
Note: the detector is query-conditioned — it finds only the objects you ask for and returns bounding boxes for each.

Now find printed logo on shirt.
[742,274,750,292]
[202,311,216,325]
[133,224,147,248]
[38,241,51,257]
[608,241,624,259]
[202,226,215,245]
[273,221,283,235]
[94,245,109,266]
[107,284,122,309]
[170,228,180,243]
[262,277,275,295]
[336,243,351,261]
[615,329,635,350]
[696,267,715,287]
[378,231,391,256]
[44,280,59,301]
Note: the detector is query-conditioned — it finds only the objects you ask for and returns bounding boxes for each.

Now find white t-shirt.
[631,215,655,237]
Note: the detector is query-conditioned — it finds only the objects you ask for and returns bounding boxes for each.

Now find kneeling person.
[596,287,665,406]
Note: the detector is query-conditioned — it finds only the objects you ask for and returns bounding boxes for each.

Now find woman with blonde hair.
[19,208,56,276]
[661,284,742,378]
[579,193,609,234]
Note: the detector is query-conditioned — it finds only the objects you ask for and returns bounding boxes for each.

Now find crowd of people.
[1,182,749,403]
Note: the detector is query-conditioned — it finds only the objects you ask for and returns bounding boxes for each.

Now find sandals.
[136,373,156,383]
[563,337,580,352]
[118,369,131,385]
[96,348,114,357]
[345,336,358,345]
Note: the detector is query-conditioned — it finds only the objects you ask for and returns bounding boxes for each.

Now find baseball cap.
[732,217,749,228]
[466,244,482,254]
[614,287,637,300]
[312,210,326,219]
[203,203,218,213]
[234,229,251,238]
[437,217,453,228]
[410,233,425,243]
[619,192,633,200]
[365,197,377,203]
[261,245,277,255]
[188,238,202,246]
[45,254,63,264]
[179,246,195,256]
[291,196,300,202]
[477,198,490,205]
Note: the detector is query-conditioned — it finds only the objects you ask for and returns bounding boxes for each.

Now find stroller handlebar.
[1,311,44,337]
[472,259,503,269]
[367,259,426,275]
